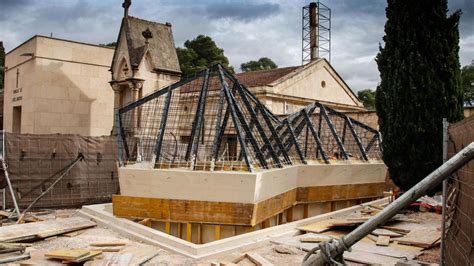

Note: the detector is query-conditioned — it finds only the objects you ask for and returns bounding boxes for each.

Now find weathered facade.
[109,13,181,112]
[236,58,365,115]
[3,36,115,136]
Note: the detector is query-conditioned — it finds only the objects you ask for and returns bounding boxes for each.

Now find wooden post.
[303,204,309,218]
[165,222,171,234]
[186,223,192,242]
[177,223,182,239]
[286,207,293,223]
[215,225,221,240]
[278,213,284,225]
[197,224,202,244]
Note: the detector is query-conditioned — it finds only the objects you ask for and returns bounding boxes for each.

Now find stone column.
[110,82,121,135]
[128,80,144,131]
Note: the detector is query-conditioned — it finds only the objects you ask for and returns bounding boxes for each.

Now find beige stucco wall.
[119,161,387,204]
[4,36,115,136]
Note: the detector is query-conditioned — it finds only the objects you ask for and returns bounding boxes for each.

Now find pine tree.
[375,0,463,190]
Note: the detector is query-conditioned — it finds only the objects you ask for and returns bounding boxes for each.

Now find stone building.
[3,35,115,135]
[236,58,365,115]
[109,4,181,112]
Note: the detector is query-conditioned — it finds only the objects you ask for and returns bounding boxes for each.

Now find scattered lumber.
[376,235,390,246]
[396,228,441,248]
[0,217,96,242]
[62,229,87,237]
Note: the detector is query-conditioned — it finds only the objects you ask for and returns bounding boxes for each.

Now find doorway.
[12,106,22,133]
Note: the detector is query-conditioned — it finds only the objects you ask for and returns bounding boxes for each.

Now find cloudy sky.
[1,0,473,91]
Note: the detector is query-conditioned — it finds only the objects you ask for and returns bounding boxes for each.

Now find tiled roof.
[235,66,300,87]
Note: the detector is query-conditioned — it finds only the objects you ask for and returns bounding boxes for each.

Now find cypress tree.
[0,41,4,90]
[375,0,463,190]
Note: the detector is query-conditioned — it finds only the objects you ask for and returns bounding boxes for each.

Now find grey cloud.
[204,2,280,21]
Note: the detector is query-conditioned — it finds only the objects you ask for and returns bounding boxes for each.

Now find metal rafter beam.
[153,86,173,164]
[302,109,329,163]
[217,65,255,171]
[235,83,282,168]
[318,103,349,160]
[185,69,210,162]
[344,116,369,161]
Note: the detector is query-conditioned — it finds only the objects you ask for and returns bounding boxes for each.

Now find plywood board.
[0,217,96,242]
[45,249,90,260]
[343,250,401,265]
[376,235,390,246]
[297,183,385,202]
[397,228,441,248]
[113,195,254,225]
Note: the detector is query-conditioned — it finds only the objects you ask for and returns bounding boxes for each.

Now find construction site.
[0,1,472,265]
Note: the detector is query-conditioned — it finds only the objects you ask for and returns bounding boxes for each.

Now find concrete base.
[79,198,388,259]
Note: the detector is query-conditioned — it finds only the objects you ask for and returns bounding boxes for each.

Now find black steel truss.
[117,64,382,172]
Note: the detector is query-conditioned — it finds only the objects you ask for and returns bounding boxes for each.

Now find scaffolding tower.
[302,1,331,64]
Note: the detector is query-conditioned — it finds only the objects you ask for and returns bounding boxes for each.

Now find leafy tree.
[375,0,463,191]
[0,41,4,90]
[241,57,278,72]
[99,42,117,48]
[357,89,376,109]
[176,35,234,76]
[461,63,474,105]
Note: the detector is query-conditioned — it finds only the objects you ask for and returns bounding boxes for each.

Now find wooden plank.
[62,250,102,263]
[246,252,273,266]
[252,189,297,226]
[372,228,403,237]
[297,183,385,203]
[113,195,254,225]
[45,249,90,260]
[89,242,127,247]
[343,250,400,265]
[376,235,390,246]
[396,228,441,248]
[0,217,96,242]
[300,236,331,243]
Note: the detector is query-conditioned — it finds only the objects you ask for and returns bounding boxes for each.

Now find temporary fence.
[442,115,474,265]
[0,133,119,209]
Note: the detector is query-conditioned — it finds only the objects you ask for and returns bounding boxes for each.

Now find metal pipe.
[303,142,474,265]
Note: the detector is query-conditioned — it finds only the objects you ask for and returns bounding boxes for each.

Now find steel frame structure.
[117,64,381,172]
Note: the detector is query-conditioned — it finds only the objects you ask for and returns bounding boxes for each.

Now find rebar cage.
[117,64,381,172]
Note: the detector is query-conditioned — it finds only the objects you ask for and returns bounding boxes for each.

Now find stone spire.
[122,0,131,18]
